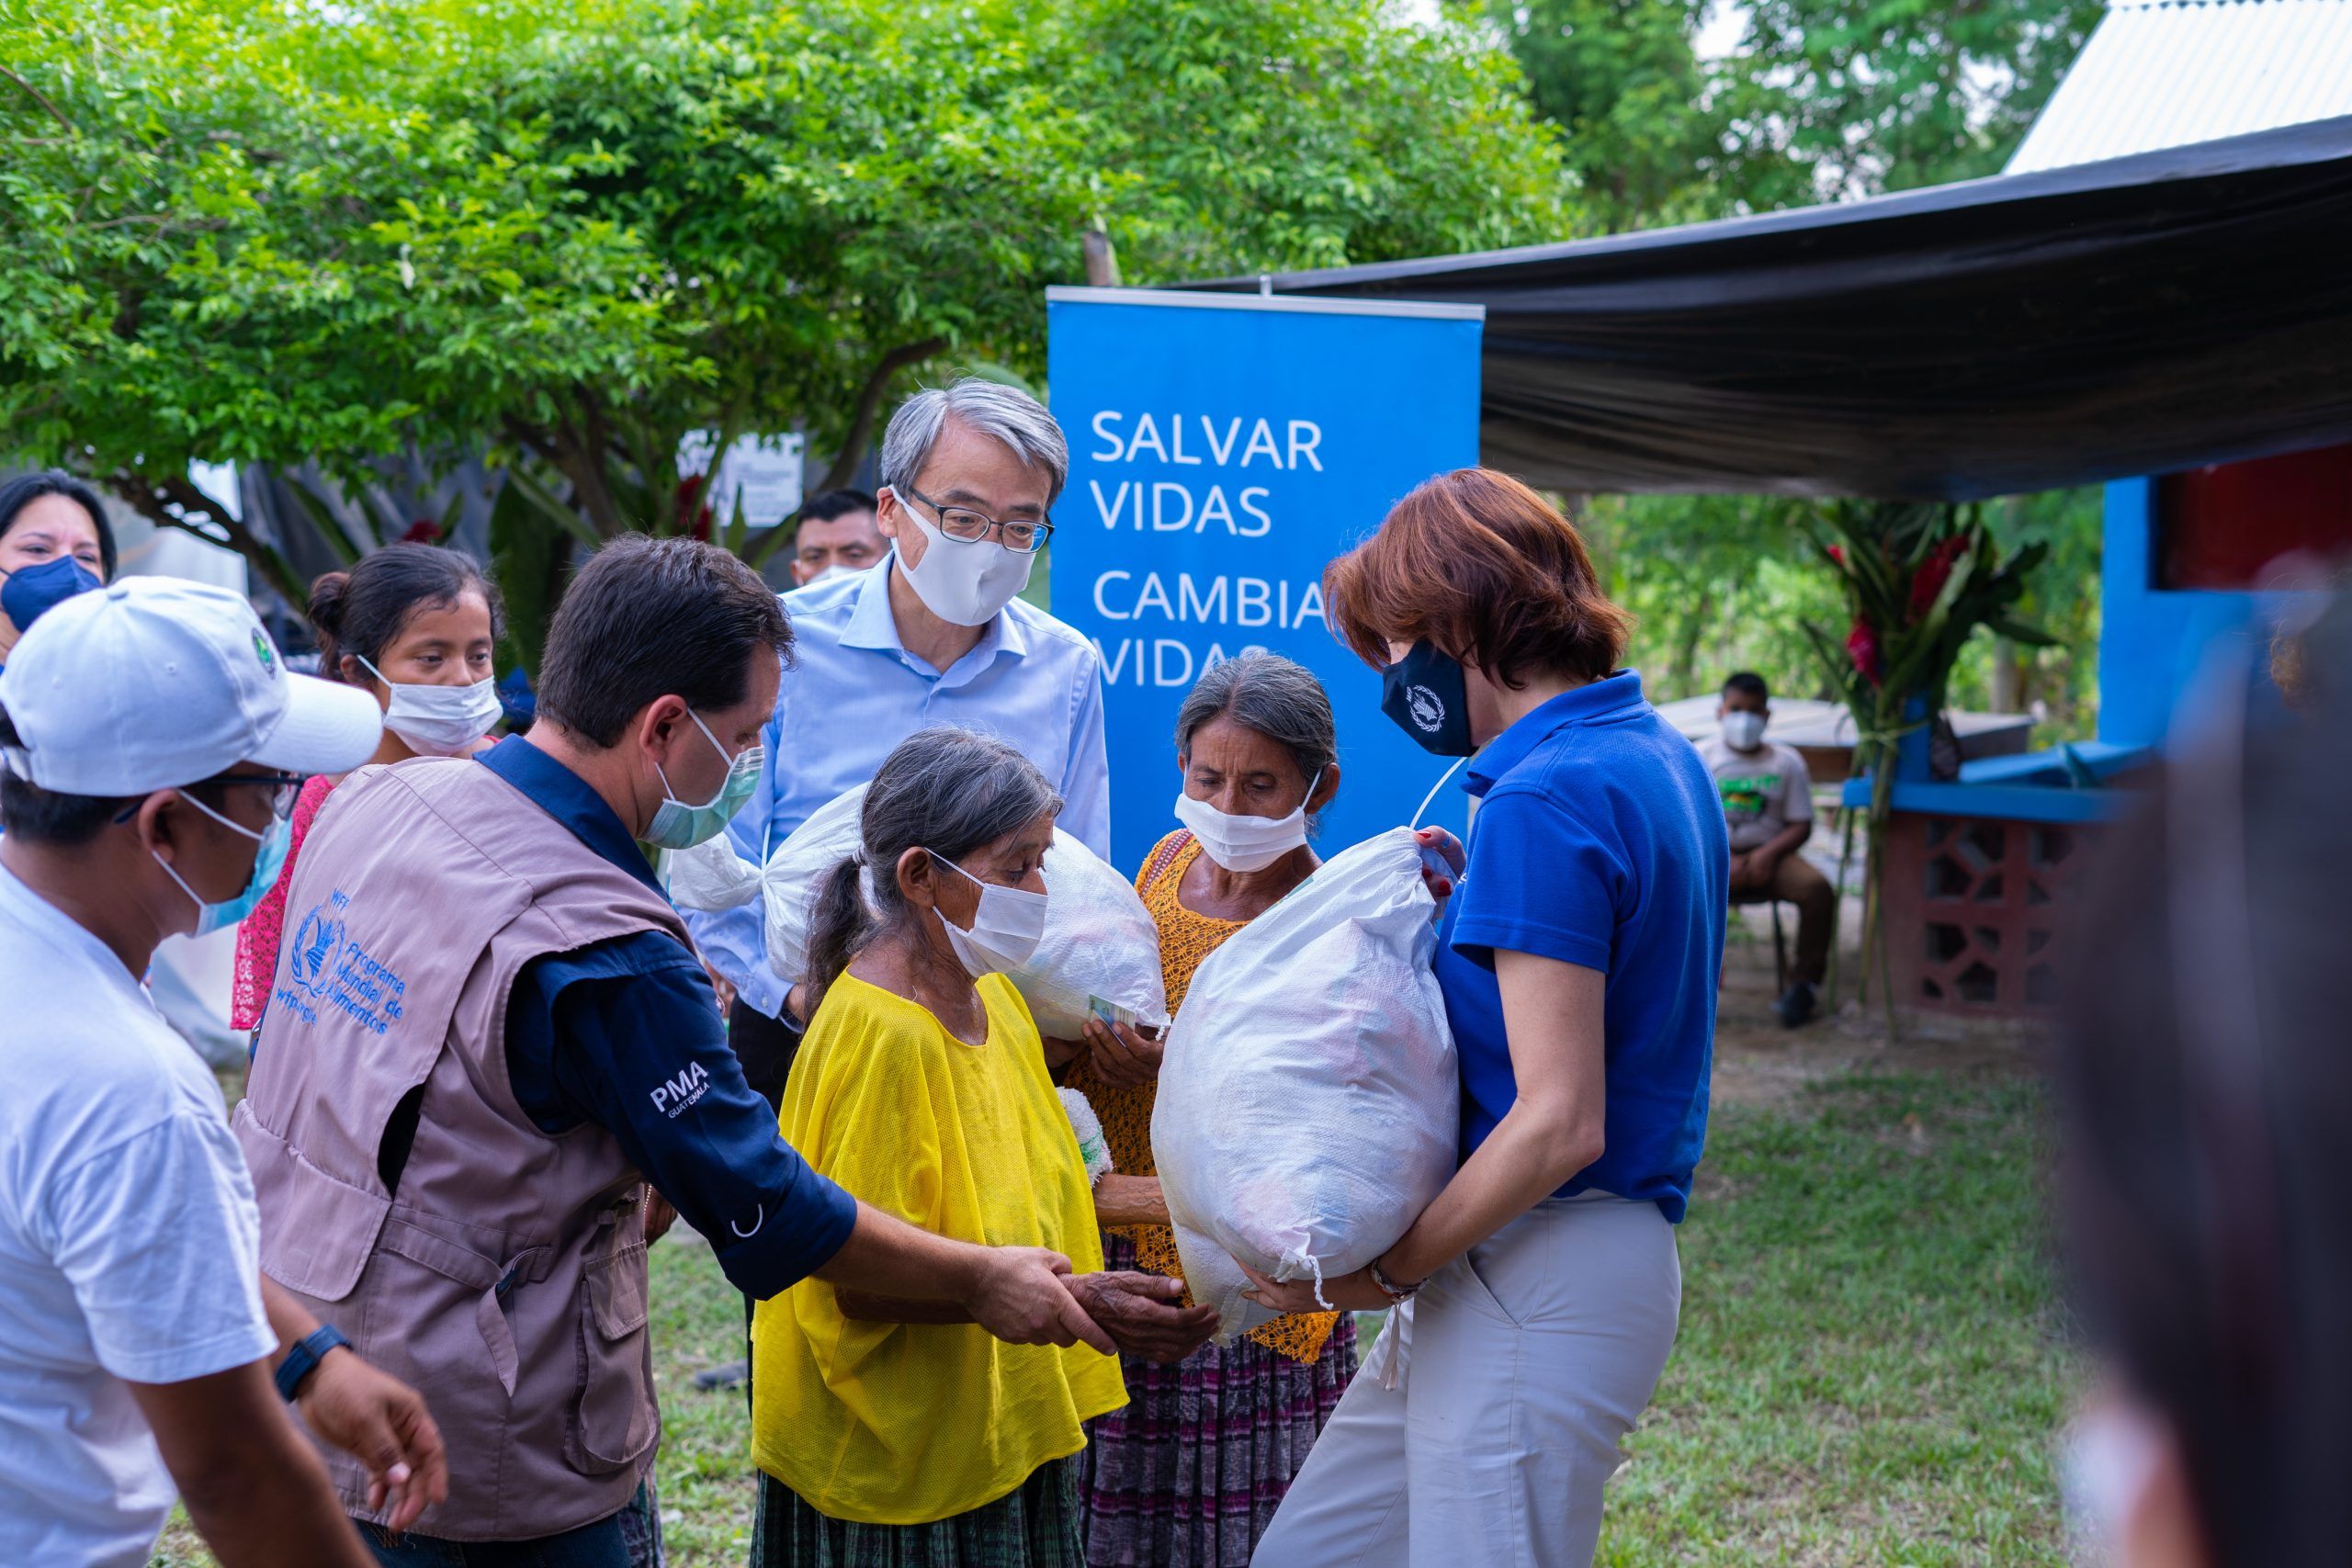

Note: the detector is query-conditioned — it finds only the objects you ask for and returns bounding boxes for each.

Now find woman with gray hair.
[747,725,1216,1567]
[1064,651,1358,1568]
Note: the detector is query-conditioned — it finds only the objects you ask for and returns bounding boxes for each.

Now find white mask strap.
[1411,758,1469,830]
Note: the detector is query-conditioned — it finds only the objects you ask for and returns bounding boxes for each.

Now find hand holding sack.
[758,782,1168,1036]
[1150,828,1459,1341]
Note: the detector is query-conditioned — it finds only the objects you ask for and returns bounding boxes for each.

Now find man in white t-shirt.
[1699,671,1837,1028]
[0,580,447,1567]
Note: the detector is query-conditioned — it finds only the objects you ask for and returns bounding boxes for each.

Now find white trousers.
[1251,1194,1681,1568]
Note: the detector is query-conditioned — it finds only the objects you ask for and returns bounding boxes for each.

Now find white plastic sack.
[761,784,873,986]
[664,835,763,912]
[1150,828,1458,1341]
[1006,835,1169,1041]
[758,785,1168,1042]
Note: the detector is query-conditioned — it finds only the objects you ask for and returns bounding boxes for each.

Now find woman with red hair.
[1241,468,1729,1567]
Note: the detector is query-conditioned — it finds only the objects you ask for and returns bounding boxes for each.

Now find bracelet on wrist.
[1368,1258,1420,1303]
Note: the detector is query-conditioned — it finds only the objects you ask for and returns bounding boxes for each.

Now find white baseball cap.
[0,577,383,795]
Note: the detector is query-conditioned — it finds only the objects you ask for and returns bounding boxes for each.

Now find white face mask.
[1172,767,1324,874]
[1720,709,1768,751]
[360,656,503,757]
[892,494,1035,627]
[928,851,1049,978]
[803,563,858,588]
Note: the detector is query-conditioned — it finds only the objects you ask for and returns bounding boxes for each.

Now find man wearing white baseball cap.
[0,578,448,1568]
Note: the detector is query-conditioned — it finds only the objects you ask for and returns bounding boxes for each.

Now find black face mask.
[1380,639,1476,757]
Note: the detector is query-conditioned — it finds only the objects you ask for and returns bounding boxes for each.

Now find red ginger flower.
[1906,534,1971,623]
[1846,619,1883,687]
[674,475,715,542]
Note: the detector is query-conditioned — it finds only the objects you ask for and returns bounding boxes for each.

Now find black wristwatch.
[275,1324,349,1403]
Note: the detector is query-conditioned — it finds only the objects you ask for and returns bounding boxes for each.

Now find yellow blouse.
[750,972,1125,1525]
[1064,831,1343,1365]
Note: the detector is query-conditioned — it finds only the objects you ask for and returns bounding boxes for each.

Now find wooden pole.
[1082,230,1122,288]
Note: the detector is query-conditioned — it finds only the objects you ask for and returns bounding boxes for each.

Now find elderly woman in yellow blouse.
[750,726,1217,1568]
[1058,651,1355,1568]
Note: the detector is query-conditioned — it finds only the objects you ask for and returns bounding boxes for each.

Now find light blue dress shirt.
[685,556,1113,1018]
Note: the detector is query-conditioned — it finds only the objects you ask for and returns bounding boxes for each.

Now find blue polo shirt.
[1435,671,1728,1223]
[474,739,858,1297]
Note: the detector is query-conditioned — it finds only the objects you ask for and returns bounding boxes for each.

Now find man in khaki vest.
[238,536,1125,1563]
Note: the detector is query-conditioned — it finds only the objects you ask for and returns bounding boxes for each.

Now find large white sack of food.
[665,835,763,912]
[1006,835,1169,1041]
[762,784,873,985]
[761,784,1167,1040]
[1150,828,1458,1341]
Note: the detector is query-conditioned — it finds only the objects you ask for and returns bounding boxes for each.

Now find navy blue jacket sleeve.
[505,931,857,1299]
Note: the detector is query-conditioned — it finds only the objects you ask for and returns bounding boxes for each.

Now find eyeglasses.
[901,485,1054,555]
[110,772,308,828]
[211,772,310,821]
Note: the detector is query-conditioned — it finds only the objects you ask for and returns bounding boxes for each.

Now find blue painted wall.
[2097,478,2273,749]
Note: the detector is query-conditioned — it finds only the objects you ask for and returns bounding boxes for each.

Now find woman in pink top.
[231,544,506,1031]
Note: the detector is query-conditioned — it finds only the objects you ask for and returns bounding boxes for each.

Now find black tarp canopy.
[1188,116,2352,501]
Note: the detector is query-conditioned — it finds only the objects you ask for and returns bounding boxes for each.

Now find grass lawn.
[1597,1061,2081,1565]
[156,1053,2076,1566]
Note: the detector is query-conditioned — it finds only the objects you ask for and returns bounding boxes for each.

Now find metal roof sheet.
[2009,0,2352,173]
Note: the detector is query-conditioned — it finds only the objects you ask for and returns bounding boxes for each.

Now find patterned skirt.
[749,1458,1084,1568]
[1076,1235,1358,1568]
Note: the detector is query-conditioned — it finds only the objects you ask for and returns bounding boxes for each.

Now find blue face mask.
[1380,639,1476,757]
[1,557,103,637]
[150,789,292,936]
[645,711,764,851]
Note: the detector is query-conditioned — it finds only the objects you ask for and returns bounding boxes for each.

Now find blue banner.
[1046,288,1485,872]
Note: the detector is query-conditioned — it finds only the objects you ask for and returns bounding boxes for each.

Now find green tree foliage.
[1446,0,1732,232]
[0,0,1570,615]
[1722,0,2106,198]
[1463,0,2103,222]
[0,6,671,601]
[1085,0,1576,279]
[1579,491,1832,699]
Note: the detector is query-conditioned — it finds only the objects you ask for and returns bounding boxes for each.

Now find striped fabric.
[1076,1235,1358,1568]
[750,1459,1084,1568]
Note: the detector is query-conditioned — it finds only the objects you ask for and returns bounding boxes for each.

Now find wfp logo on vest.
[273,888,408,1036]
[288,904,345,997]
[650,1062,711,1119]
[1408,685,1445,733]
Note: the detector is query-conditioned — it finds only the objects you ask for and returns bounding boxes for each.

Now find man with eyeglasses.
[0,579,447,1567]
[686,377,1112,1111]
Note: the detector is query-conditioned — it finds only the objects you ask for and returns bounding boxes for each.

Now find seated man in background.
[1702,671,1835,1028]
[788,488,885,588]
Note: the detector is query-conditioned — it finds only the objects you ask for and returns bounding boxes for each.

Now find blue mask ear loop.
[1409,757,1469,831]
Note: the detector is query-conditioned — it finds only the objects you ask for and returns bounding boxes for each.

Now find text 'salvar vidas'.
[1079,410,1333,687]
